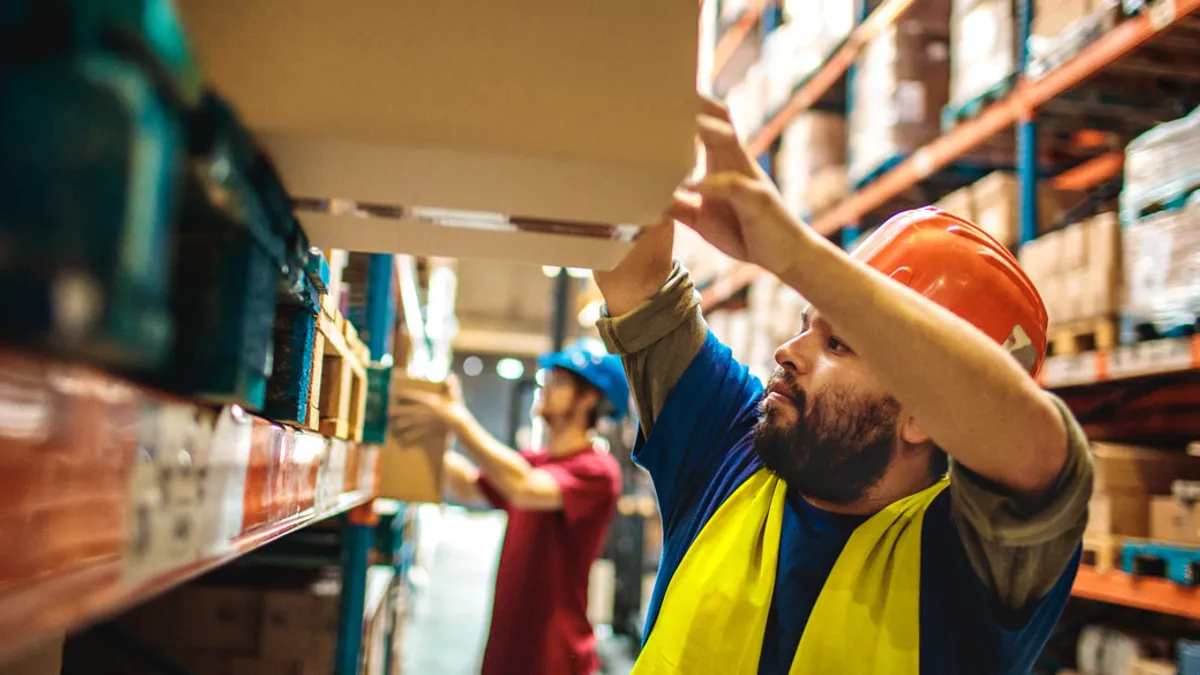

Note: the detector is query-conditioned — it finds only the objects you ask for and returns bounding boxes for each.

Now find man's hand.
[678,97,814,279]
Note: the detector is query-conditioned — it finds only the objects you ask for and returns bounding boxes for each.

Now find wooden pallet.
[1047,316,1120,356]
[1082,534,1124,573]
[308,294,370,441]
[1122,539,1200,585]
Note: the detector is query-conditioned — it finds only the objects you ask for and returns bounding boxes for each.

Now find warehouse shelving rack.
[705,0,1200,619]
[0,249,406,672]
[702,0,1200,310]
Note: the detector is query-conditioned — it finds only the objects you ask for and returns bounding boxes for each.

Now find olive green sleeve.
[949,392,1094,614]
[595,261,708,437]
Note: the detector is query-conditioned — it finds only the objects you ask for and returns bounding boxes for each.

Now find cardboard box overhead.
[176,1,698,269]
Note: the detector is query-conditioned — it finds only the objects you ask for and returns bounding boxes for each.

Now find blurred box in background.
[848,12,951,186]
[949,0,1018,108]
[379,375,450,504]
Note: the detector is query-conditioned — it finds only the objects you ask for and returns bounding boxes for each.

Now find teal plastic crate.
[265,302,318,425]
[363,365,393,445]
[0,53,185,371]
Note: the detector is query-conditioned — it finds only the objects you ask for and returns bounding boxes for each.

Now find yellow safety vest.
[632,469,949,674]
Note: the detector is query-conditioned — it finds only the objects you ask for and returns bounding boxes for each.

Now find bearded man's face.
[752,368,902,505]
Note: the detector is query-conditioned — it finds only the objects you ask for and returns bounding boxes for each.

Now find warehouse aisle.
[402,507,506,675]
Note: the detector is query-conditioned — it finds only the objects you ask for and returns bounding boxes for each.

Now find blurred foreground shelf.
[1072,565,1200,619]
[0,349,379,664]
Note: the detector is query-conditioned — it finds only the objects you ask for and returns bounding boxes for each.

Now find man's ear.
[900,415,931,446]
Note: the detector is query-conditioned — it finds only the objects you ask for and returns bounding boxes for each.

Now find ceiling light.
[496,358,525,381]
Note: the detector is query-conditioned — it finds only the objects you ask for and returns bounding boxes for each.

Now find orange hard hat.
[849,206,1048,377]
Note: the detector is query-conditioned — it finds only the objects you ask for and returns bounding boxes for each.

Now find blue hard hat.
[538,337,631,422]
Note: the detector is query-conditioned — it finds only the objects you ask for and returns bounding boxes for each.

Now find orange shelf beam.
[746,0,918,156]
[1053,150,1124,192]
[1073,566,1200,620]
[711,0,772,81]
[0,349,380,663]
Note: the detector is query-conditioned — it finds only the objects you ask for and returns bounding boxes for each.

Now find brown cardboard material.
[1062,221,1089,271]
[1127,657,1179,675]
[176,1,698,269]
[170,587,264,654]
[260,592,317,659]
[935,186,977,222]
[1033,0,1093,38]
[949,0,1018,106]
[1088,212,1121,271]
[1093,444,1200,494]
[0,636,64,675]
[1149,496,1200,545]
[1087,491,1150,537]
[379,376,450,503]
[970,172,1067,249]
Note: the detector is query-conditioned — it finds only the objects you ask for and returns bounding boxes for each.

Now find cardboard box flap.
[176,0,699,266]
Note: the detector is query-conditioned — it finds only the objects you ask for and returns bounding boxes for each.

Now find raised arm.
[683,98,1068,499]
[594,222,711,436]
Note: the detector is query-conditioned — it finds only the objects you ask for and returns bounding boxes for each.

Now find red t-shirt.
[477,447,621,675]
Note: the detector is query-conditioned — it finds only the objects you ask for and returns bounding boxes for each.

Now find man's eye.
[828,337,852,354]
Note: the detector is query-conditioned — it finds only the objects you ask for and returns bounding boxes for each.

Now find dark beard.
[752,372,901,505]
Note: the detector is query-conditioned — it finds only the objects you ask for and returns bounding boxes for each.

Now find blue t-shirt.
[636,332,1079,675]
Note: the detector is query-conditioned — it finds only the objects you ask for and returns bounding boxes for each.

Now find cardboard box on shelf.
[169,586,264,654]
[949,0,1018,106]
[1032,0,1093,38]
[1150,496,1200,545]
[970,172,1068,249]
[935,186,976,222]
[848,21,950,185]
[1127,657,1179,675]
[176,1,699,270]
[777,112,846,217]
[0,636,64,675]
[1087,491,1151,537]
[1093,443,1200,495]
[379,375,450,503]
[260,591,317,658]
[1062,219,1089,271]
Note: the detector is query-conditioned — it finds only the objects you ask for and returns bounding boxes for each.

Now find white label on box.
[199,405,252,556]
[123,403,207,582]
[896,81,926,125]
[1149,0,1177,31]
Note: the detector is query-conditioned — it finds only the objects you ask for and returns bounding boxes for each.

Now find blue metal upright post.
[1016,0,1039,247]
[336,505,377,675]
[365,254,396,362]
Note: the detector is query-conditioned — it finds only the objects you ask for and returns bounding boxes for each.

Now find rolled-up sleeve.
[950,392,1094,612]
[596,261,708,436]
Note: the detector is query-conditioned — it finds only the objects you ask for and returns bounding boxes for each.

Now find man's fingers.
[697,116,758,177]
[688,172,767,206]
[698,93,733,123]
[667,190,701,227]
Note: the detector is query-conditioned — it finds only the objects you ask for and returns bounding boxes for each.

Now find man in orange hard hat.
[591,98,1092,674]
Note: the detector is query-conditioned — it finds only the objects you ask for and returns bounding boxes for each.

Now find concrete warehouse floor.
[401,507,638,675]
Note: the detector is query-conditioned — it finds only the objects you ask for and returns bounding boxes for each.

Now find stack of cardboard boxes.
[1086,444,1200,547]
[935,171,1073,249]
[776,112,847,219]
[948,0,1018,111]
[1019,212,1122,326]
[1123,201,1200,330]
[64,572,405,675]
[1026,0,1120,78]
[66,579,343,675]
[761,2,854,113]
[847,0,951,186]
